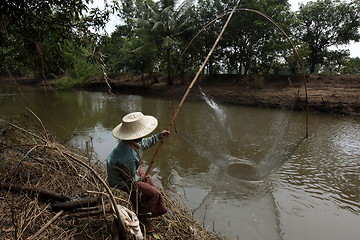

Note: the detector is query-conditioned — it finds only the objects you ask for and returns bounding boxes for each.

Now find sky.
[90,0,360,58]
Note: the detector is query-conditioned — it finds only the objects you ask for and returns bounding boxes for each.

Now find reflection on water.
[1,85,359,240]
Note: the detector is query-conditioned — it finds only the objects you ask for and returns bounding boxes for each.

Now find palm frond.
[145,2,157,18]
[130,17,150,28]
[152,21,164,32]
[161,36,176,49]
[176,0,195,15]
[130,43,151,54]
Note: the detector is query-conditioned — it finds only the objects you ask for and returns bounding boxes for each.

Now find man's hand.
[160,130,170,138]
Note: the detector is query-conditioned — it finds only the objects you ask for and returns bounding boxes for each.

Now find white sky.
[90,0,360,58]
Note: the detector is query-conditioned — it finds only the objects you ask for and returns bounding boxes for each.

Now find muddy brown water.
[1,86,359,240]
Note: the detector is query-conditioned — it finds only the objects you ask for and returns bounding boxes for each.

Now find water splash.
[200,86,233,139]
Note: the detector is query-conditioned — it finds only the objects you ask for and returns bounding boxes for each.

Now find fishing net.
[176,84,306,181]
[167,6,309,181]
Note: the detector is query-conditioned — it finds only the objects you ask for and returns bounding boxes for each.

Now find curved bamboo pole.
[145,2,241,176]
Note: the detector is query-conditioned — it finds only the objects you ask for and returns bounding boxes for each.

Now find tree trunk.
[244,60,250,75]
[309,48,318,73]
[166,48,173,85]
[310,62,316,73]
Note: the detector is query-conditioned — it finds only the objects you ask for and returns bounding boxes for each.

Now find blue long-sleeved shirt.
[106,134,162,189]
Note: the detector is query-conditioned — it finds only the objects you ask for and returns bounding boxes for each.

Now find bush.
[51,45,101,90]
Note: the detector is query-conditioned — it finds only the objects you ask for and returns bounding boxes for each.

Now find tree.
[0,0,116,78]
[112,0,297,78]
[340,57,360,74]
[194,0,224,74]
[102,25,157,77]
[293,0,360,73]
[194,0,293,75]
[117,0,195,85]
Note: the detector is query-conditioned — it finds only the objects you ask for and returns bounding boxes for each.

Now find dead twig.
[27,210,64,240]
[86,190,131,205]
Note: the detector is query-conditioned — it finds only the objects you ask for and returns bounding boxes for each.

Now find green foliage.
[1,0,83,76]
[110,0,296,78]
[136,0,197,84]
[51,42,100,90]
[219,0,293,75]
[0,36,31,75]
[2,0,359,84]
[293,0,360,73]
[0,0,115,81]
[340,57,360,74]
[283,42,311,74]
[101,25,157,75]
[107,0,197,84]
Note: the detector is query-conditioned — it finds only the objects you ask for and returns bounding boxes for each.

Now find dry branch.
[0,183,70,202]
[27,210,64,240]
[51,197,100,212]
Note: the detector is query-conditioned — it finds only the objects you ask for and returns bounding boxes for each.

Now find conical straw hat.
[112,112,158,140]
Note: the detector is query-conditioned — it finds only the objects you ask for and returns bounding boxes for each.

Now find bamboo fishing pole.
[145,2,240,176]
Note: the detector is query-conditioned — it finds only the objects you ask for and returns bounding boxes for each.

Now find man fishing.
[106,112,170,233]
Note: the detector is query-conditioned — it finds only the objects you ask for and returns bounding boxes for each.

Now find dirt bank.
[83,74,360,117]
[2,74,359,116]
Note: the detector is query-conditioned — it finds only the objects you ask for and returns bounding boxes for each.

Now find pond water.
[1,85,359,240]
